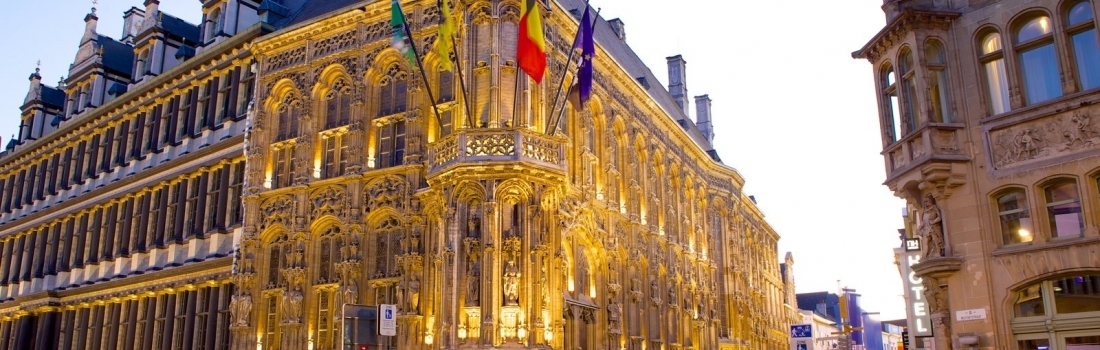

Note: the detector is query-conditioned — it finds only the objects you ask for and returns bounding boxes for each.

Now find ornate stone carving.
[365,176,407,212]
[503,260,521,306]
[312,29,358,59]
[310,186,345,219]
[261,196,295,229]
[991,109,1100,169]
[229,293,252,327]
[918,194,945,258]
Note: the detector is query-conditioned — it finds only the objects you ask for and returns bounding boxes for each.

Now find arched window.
[325,79,353,129]
[996,189,1033,245]
[925,40,953,123]
[1016,15,1063,104]
[1043,180,1084,238]
[206,8,222,41]
[377,67,409,117]
[316,226,341,284]
[267,233,289,289]
[1011,273,1100,347]
[276,94,300,141]
[898,48,919,132]
[980,32,1011,114]
[1067,1,1100,90]
[880,63,903,142]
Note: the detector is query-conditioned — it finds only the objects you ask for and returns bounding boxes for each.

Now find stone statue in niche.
[503,260,521,305]
[342,280,359,305]
[467,217,480,237]
[918,194,945,258]
[650,279,661,304]
[407,274,421,312]
[466,267,481,305]
[229,293,252,327]
[282,286,304,324]
[607,300,622,333]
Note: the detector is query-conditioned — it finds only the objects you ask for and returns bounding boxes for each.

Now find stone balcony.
[426,128,566,175]
[882,123,969,183]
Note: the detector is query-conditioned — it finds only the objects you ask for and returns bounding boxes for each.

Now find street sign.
[379,304,397,336]
[790,324,812,338]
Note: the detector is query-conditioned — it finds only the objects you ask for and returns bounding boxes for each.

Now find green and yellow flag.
[436,0,456,71]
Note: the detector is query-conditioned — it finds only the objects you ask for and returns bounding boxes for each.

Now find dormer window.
[205,7,223,42]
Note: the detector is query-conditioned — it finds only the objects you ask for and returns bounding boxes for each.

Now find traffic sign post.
[378,304,397,336]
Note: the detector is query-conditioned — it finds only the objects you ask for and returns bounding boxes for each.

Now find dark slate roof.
[160,13,201,44]
[40,86,66,108]
[796,292,840,322]
[97,35,135,76]
[277,0,362,29]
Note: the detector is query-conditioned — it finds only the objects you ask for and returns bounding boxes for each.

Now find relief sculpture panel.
[990,107,1100,170]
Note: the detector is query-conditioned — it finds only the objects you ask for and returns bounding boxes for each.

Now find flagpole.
[450,34,475,129]
[512,63,522,128]
[546,5,599,136]
[544,0,591,134]
[400,17,445,129]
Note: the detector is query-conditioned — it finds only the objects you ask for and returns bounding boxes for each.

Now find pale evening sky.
[0,0,907,320]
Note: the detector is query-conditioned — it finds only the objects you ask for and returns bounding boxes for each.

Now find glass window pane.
[999,192,1034,244]
[930,70,952,123]
[985,59,1011,114]
[983,33,1003,54]
[1072,29,1100,90]
[1018,338,1051,349]
[1069,2,1094,26]
[1015,284,1045,317]
[1017,16,1054,43]
[1046,182,1084,238]
[889,95,902,140]
[926,42,945,64]
[1054,275,1100,314]
[1066,335,1100,349]
[1020,44,1063,104]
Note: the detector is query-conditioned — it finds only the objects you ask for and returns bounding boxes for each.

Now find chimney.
[144,0,161,29]
[666,55,689,118]
[121,7,146,45]
[694,95,714,143]
[82,7,99,44]
[608,18,625,42]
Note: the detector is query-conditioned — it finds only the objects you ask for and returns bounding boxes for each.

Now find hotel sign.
[900,247,932,337]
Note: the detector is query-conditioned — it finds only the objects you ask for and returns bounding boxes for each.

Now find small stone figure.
[466,268,481,305]
[504,260,521,305]
[229,293,252,327]
[918,194,945,258]
[408,274,421,312]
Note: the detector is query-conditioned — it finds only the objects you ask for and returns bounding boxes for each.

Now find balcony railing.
[427,129,566,174]
[883,123,969,181]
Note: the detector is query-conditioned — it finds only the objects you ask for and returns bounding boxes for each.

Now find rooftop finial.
[35,60,40,74]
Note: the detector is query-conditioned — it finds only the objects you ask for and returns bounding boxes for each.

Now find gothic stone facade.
[855,0,1100,349]
[0,0,791,349]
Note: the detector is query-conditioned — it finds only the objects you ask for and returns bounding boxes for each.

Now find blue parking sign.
[790,324,812,338]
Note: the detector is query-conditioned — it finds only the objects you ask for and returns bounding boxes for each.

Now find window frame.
[1064,0,1100,91]
[879,62,902,143]
[978,30,1013,115]
[1012,13,1064,105]
[1041,178,1086,239]
[995,188,1035,246]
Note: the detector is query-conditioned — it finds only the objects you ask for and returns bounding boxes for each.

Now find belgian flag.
[517,0,547,83]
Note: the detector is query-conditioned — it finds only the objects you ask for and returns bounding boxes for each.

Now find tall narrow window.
[1016,15,1062,104]
[881,64,902,142]
[997,190,1033,245]
[1067,1,1100,91]
[376,121,406,168]
[439,70,455,103]
[276,96,300,141]
[271,145,295,189]
[237,67,256,118]
[898,49,920,131]
[228,162,244,225]
[378,68,409,116]
[316,227,340,284]
[320,133,347,179]
[926,41,953,123]
[315,290,334,350]
[980,32,1011,114]
[1044,180,1084,238]
[325,80,353,129]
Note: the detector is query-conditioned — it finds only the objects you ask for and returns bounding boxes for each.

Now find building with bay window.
[1,0,794,349]
[854,0,1100,349]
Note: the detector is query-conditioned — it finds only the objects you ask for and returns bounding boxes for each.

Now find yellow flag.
[436,0,455,71]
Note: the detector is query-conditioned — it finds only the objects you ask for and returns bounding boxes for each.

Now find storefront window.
[1013,274,1100,349]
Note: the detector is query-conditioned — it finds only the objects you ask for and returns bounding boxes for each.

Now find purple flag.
[577,6,593,106]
